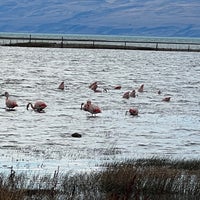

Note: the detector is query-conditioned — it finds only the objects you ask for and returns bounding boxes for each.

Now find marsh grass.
[0,157,199,199]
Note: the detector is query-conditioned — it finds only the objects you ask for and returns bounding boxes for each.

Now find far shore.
[2,41,200,52]
[0,33,200,52]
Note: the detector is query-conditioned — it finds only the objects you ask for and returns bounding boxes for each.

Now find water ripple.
[0,47,200,173]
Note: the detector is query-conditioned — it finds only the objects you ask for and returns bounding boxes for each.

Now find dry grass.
[0,157,199,199]
[100,157,200,199]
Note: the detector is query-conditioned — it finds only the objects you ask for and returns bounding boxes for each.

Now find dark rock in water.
[71,133,82,138]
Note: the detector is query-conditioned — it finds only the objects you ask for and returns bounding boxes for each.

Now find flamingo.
[126,108,139,116]
[114,85,121,90]
[158,90,161,95]
[58,81,64,90]
[123,91,130,99]
[81,100,101,115]
[4,92,18,110]
[27,101,47,112]
[162,97,171,102]
[129,89,136,98]
[138,84,144,92]
[89,81,107,93]
[89,81,98,91]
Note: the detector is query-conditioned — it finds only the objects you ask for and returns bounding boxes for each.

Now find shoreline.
[3,41,200,52]
[1,34,200,52]
[1,157,200,199]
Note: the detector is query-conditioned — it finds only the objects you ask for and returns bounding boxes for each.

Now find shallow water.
[0,46,200,174]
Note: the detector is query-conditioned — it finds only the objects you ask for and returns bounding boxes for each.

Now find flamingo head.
[86,100,92,105]
[81,103,85,110]
[4,92,10,98]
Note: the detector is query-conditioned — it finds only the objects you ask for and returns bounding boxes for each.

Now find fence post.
[29,34,31,43]
[61,36,63,48]
[188,45,190,52]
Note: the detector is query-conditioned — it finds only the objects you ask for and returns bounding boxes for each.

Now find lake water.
[0,45,200,175]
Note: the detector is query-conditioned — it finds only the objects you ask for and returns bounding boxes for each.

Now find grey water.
[0,45,200,175]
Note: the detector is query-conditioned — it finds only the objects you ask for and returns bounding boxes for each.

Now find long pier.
[0,35,200,52]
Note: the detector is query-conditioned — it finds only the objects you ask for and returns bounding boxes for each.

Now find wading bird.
[4,92,18,110]
[81,100,101,115]
[162,97,171,102]
[89,81,98,91]
[138,84,144,92]
[129,89,136,98]
[123,91,130,99]
[58,81,64,90]
[89,81,107,93]
[126,108,139,116]
[27,101,47,112]
[114,85,121,90]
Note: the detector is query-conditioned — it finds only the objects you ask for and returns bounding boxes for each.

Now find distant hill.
[0,0,199,37]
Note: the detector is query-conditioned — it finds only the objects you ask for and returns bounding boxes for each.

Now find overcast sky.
[0,0,199,37]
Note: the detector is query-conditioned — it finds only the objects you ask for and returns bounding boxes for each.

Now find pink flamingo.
[162,97,171,102]
[81,100,101,115]
[89,81,107,93]
[114,85,121,90]
[123,91,130,99]
[126,108,139,116]
[89,81,98,91]
[27,101,47,112]
[4,92,18,110]
[58,81,64,90]
[129,89,136,98]
[138,84,144,92]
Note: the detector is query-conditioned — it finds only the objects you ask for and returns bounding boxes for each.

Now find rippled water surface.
[0,46,200,174]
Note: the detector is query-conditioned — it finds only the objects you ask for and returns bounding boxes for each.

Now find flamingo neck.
[27,103,34,110]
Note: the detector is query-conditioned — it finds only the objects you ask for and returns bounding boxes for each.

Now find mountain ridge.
[0,0,199,37]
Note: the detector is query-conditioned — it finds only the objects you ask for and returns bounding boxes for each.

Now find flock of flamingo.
[81,81,171,116]
[2,91,47,113]
[1,80,170,115]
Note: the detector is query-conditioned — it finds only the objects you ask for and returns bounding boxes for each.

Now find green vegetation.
[0,157,199,199]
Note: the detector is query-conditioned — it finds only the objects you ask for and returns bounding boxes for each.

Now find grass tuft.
[0,157,199,199]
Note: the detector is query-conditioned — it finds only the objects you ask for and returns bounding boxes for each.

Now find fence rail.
[0,35,200,52]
